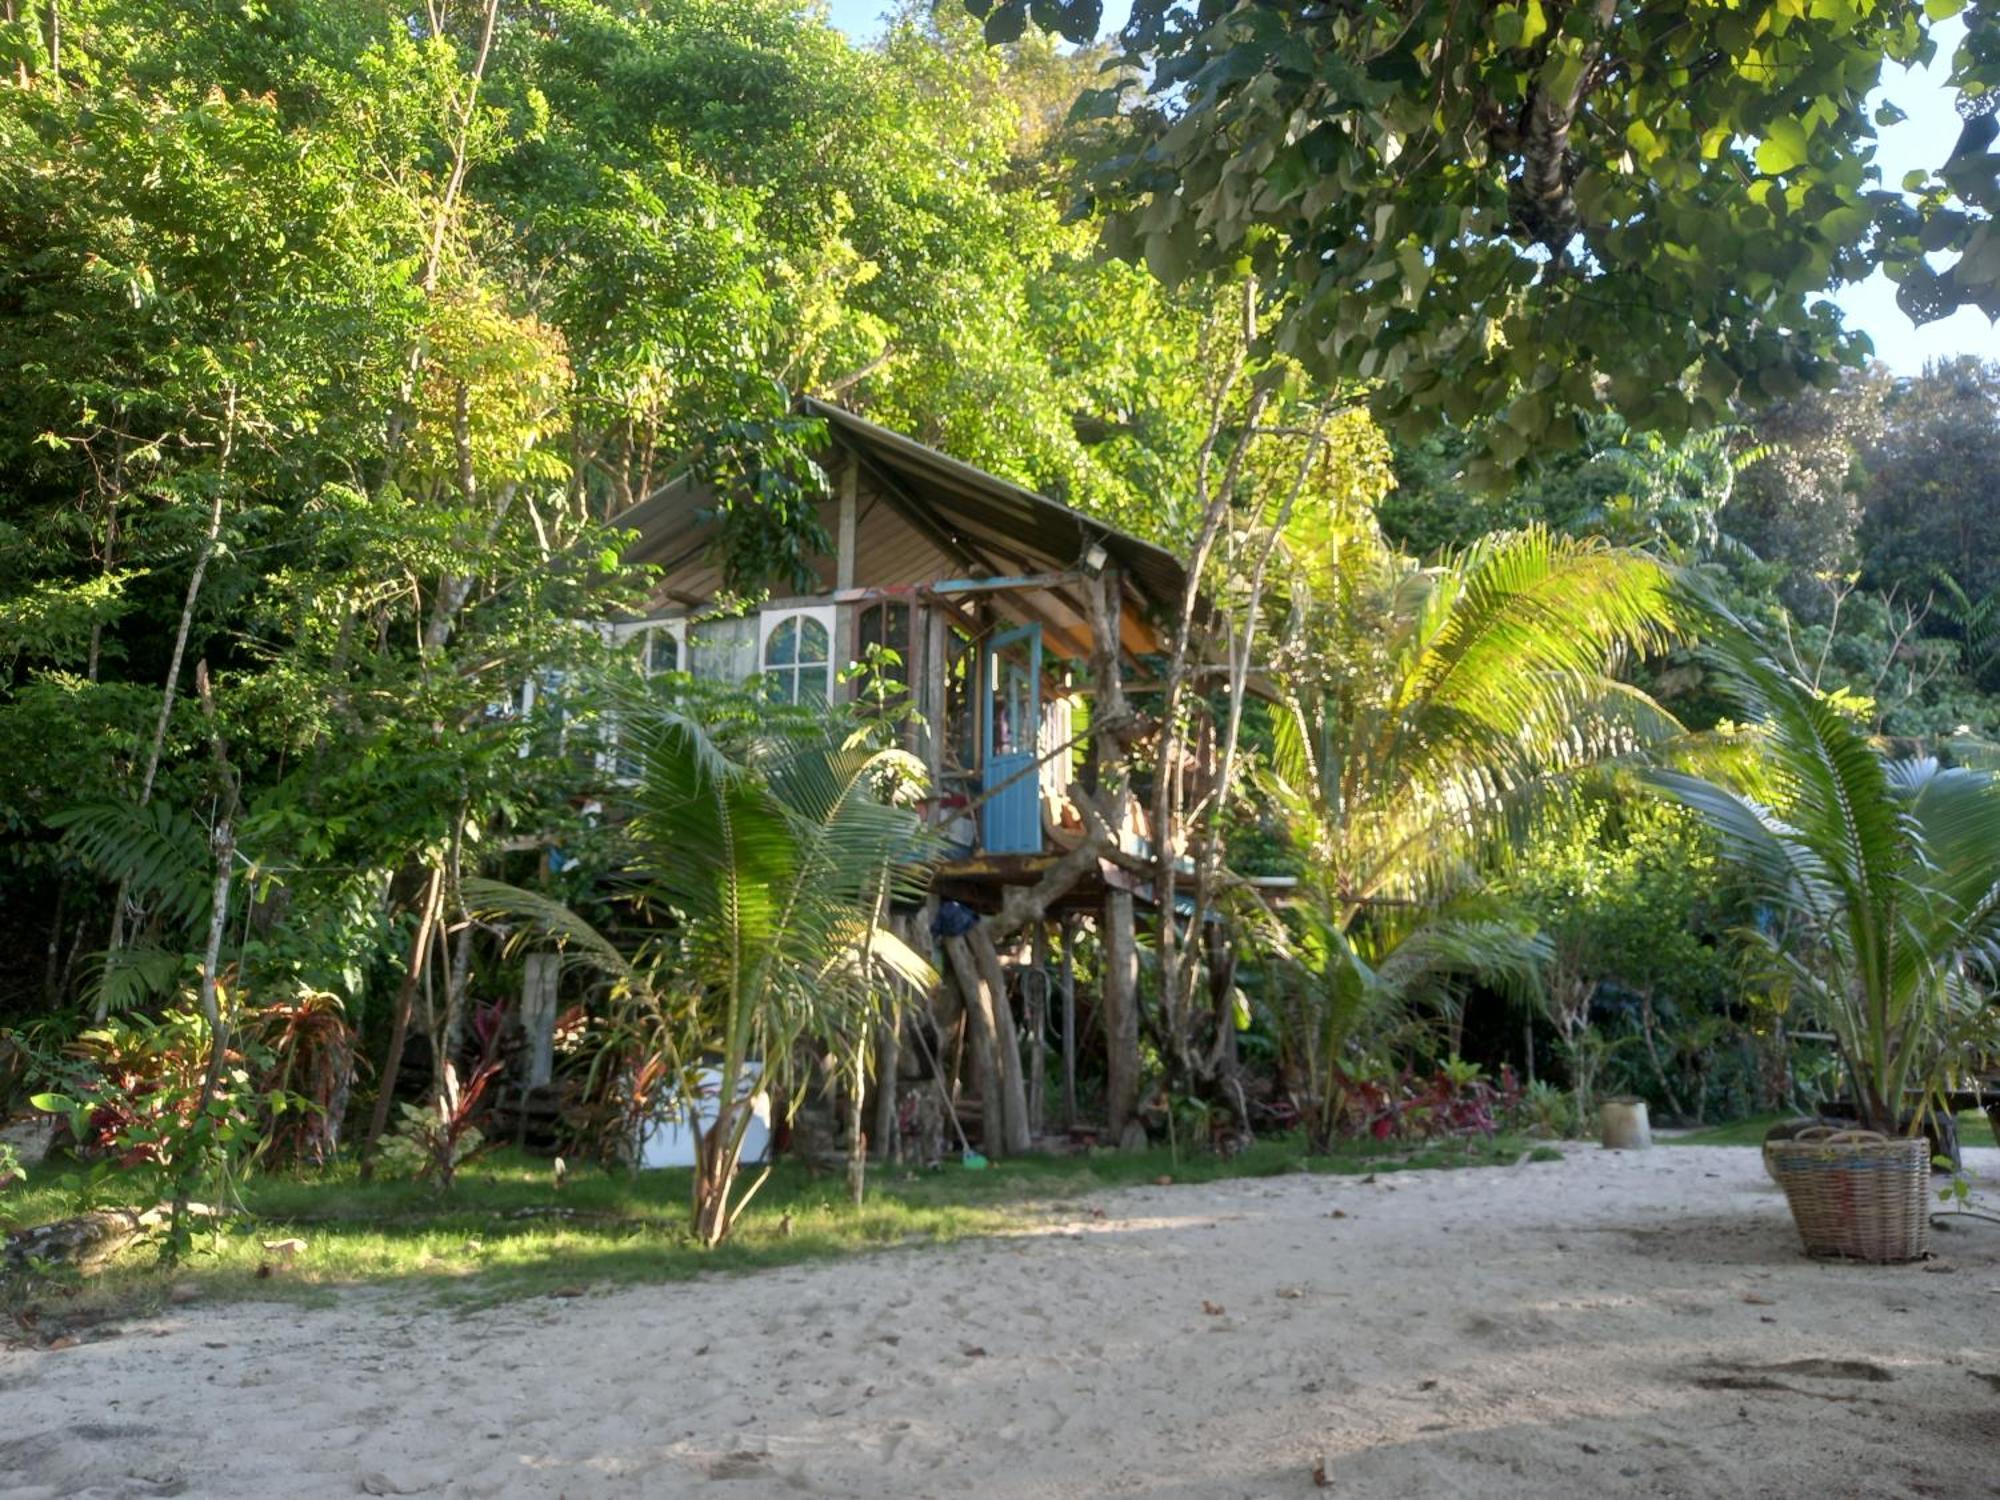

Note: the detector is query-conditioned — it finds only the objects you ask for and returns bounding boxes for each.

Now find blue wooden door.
[981,623,1042,854]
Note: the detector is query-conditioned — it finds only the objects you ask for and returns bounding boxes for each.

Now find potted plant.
[1648,632,2000,1263]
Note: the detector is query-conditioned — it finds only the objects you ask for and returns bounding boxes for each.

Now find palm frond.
[52,800,213,931]
[462,876,654,999]
[80,943,188,1014]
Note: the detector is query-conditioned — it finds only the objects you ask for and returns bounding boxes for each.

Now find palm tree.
[1646,631,2000,1135]
[473,711,934,1246]
[1265,523,1693,1139]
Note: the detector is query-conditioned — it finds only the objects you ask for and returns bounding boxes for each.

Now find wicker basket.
[1761,1117,1828,1182]
[1765,1127,1930,1263]
[1988,1103,2000,1153]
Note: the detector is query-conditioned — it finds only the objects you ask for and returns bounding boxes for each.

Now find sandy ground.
[4,1144,2000,1500]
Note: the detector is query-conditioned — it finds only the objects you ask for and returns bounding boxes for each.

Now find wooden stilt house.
[612,398,1190,1153]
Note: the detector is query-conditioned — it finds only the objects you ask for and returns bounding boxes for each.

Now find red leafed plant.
[1330,1059,1519,1143]
[244,990,361,1167]
[378,1060,502,1189]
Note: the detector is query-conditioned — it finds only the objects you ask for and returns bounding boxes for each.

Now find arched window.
[646,626,680,676]
[762,609,832,705]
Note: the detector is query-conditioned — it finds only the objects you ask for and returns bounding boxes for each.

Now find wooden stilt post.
[1060,915,1078,1132]
[1102,886,1140,1140]
[1027,923,1049,1137]
[943,938,1005,1158]
[952,931,1032,1157]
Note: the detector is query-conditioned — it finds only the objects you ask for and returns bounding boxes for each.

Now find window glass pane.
[647,629,679,675]
[799,664,827,705]
[766,618,798,667]
[690,616,757,684]
[798,617,829,664]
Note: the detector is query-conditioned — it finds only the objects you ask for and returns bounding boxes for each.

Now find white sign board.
[637,1065,772,1170]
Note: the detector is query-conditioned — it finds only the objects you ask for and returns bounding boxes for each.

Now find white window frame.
[596,617,689,782]
[603,616,687,677]
[758,604,837,707]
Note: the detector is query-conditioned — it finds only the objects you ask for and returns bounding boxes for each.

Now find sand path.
[4,1144,1998,1499]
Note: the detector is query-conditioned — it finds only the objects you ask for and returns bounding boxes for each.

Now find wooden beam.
[929,570,1087,596]
[835,458,859,590]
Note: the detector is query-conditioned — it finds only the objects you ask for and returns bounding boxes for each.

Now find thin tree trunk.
[1147,289,1268,1086]
[1059,916,1078,1131]
[1102,887,1140,1138]
[845,1036,868,1207]
[438,921,474,1085]
[872,1013,901,1164]
[41,882,66,1005]
[383,0,503,465]
[1636,990,1687,1121]
[86,449,121,683]
[170,663,238,1254]
[1206,919,1238,1075]
[359,864,446,1176]
[1027,923,1048,1135]
[100,386,237,1021]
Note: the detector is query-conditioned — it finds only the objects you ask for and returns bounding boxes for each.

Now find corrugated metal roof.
[616,399,1187,618]
[798,398,1186,611]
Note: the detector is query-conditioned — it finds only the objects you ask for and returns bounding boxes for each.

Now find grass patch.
[1661,1113,1792,1147]
[3,1131,1541,1322]
[1663,1109,1995,1149]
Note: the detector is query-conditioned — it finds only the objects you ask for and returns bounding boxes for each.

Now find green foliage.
[693,407,835,595]
[1859,358,2000,605]
[25,1000,284,1256]
[471,705,935,1245]
[1262,522,1692,1138]
[2,0,1340,1048]
[997,0,1997,471]
[1646,625,2000,1133]
[376,1062,500,1190]
[1502,795,1749,1121]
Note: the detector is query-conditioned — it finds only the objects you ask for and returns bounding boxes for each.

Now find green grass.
[1661,1113,1793,1147]
[3,1132,1543,1320]
[1663,1108,1996,1149]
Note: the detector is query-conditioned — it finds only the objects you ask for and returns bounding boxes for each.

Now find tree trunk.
[968,927,1032,1155]
[99,386,236,1023]
[1636,991,1687,1122]
[943,936,1008,1158]
[1059,916,1078,1131]
[872,1014,900,1164]
[519,951,561,1089]
[359,865,446,1175]
[845,1036,868,1207]
[1027,923,1048,1134]
[690,1095,775,1248]
[170,661,238,1251]
[1102,887,1141,1137]
[1205,918,1239,1075]
[438,921,475,1085]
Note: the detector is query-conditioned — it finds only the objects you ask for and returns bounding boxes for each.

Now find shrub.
[377,1061,501,1190]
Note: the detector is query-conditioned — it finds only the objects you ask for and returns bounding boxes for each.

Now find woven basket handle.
[1782,1124,1843,1144]
[1821,1129,1890,1146]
